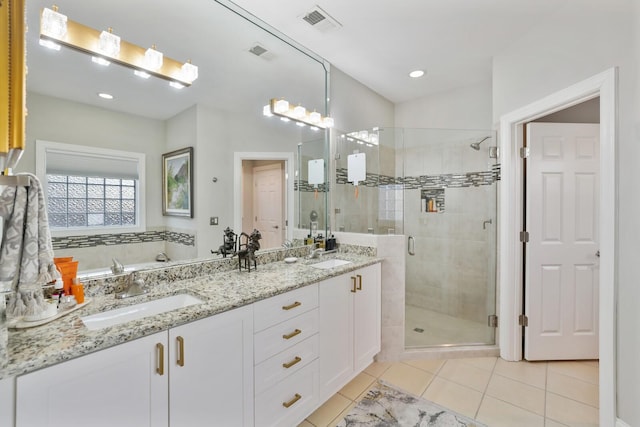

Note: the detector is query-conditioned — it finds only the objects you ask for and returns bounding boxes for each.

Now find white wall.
[492,1,638,423]
[395,80,492,130]
[23,92,166,227]
[330,67,395,131]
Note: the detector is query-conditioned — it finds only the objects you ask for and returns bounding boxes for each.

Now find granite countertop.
[2,252,380,380]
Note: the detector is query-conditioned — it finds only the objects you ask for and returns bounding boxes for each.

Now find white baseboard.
[617,418,631,427]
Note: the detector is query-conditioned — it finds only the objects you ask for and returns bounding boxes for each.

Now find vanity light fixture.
[341,130,379,146]
[264,98,334,129]
[39,6,199,88]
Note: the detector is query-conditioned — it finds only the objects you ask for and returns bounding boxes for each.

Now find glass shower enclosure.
[332,127,499,348]
[399,128,498,348]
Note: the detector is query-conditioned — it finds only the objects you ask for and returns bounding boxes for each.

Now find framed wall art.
[162,147,193,217]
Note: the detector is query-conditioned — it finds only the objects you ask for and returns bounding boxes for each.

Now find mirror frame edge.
[1,0,26,163]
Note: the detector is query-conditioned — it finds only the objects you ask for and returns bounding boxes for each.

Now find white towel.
[0,173,60,317]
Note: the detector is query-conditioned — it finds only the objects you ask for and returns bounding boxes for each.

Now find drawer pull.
[282,329,302,340]
[156,343,164,376]
[357,274,363,290]
[351,276,357,293]
[176,336,185,367]
[282,356,302,369]
[282,393,302,408]
[282,301,302,311]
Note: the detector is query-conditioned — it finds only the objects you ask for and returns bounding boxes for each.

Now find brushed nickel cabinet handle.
[283,393,302,408]
[282,301,301,311]
[357,274,363,291]
[351,276,357,293]
[282,356,302,369]
[282,329,302,340]
[176,336,185,367]
[156,343,164,376]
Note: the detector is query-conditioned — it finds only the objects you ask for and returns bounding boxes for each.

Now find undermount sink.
[309,259,352,270]
[82,294,204,331]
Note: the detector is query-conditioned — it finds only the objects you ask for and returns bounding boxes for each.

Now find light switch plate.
[210,217,218,226]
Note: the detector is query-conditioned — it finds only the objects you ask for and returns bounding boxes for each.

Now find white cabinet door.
[16,332,169,427]
[354,263,381,372]
[318,274,354,400]
[169,305,254,427]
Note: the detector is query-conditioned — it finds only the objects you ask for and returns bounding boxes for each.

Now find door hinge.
[520,147,530,158]
[518,314,529,327]
[488,314,498,328]
[519,231,529,243]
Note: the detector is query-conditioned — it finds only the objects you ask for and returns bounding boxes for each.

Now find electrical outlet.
[210,216,218,226]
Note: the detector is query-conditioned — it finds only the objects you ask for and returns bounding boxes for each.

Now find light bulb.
[293,105,306,119]
[323,117,334,128]
[274,99,289,114]
[263,105,273,117]
[180,61,198,83]
[143,46,163,71]
[98,29,120,57]
[309,111,322,124]
[41,7,67,39]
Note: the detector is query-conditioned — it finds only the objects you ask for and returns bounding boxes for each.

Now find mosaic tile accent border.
[295,179,328,193]
[52,229,195,250]
[336,164,501,189]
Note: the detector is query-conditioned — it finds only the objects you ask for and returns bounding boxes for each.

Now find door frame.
[234,152,294,244]
[252,162,285,247]
[498,68,616,424]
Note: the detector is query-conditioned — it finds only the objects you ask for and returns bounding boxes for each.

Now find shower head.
[470,136,491,151]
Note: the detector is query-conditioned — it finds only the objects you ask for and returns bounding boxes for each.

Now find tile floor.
[300,357,599,427]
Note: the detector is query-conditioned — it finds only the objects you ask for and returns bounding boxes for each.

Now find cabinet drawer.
[254,284,318,332]
[254,309,319,364]
[255,334,318,395]
[255,360,319,427]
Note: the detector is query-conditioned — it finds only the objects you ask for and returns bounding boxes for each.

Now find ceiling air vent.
[248,43,274,60]
[301,5,342,32]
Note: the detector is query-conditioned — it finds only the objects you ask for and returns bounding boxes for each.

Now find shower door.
[401,128,498,348]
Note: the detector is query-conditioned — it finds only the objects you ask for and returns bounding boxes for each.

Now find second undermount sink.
[82,294,204,331]
[309,259,352,270]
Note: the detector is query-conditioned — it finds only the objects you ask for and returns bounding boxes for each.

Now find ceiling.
[26,0,594,121]
[231,0,571,103]
[26,0,326,120]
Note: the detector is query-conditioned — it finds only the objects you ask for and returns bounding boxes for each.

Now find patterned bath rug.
[336,381,486,427]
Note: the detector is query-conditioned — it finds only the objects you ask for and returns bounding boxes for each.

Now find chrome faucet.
[115,271,147,299]
[111,258,125,275]
[308,247,324,259]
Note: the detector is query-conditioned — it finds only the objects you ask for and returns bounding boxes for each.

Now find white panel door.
[525,122,600,360]
[253,164,284,249]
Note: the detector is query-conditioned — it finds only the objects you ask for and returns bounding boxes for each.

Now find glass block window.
[47,175,137,229]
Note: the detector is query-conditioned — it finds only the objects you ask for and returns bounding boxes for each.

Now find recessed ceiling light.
[98,92,113,100]
[409,70,425,78]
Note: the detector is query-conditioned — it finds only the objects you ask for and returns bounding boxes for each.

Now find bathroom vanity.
[1,252,381,427]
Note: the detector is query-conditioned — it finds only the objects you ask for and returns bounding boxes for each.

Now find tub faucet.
[115,272,147,299]
[111,258,124,274]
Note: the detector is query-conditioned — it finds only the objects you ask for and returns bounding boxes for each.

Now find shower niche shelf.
[421,188,445,213]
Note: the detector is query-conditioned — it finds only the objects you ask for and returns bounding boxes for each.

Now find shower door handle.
[408,236,415,256]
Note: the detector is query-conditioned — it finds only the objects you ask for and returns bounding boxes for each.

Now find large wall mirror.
[18,0,329,273]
